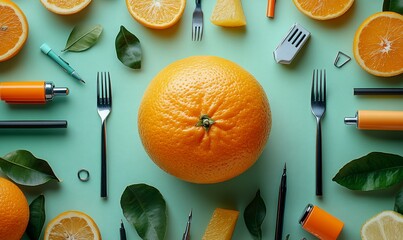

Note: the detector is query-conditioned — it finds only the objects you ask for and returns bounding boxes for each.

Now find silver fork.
[192,0,203,41]
[310,69,326,197]
[97,72,112,198]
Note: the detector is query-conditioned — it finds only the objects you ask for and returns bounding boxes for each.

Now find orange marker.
[299,204,344,240]
[0,81,68,104]
[345,110,403,131]
[267,0,276,18]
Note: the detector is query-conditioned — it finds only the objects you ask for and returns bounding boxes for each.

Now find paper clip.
[334,51,351,68]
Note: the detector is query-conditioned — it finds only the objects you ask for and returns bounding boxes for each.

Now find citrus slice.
[353,11,403,77]
[202,208,239,240]
[126,0,186,29]
[44,210,101,240]
[40,0,92,15]
[361,210,403,240]
[0,0,28,62]
[210,0,246,27]
[292,0,354,20]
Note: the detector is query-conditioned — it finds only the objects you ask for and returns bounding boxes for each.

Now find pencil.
[267,0,276,18]
[275,163,287,240]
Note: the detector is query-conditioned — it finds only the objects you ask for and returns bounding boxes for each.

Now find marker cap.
[299,204,344,240]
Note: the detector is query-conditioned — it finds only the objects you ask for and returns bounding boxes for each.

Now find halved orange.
[44,210,101,240]
[40,0,92,15]
[353,11,403,77]
[0,0,28,62]
[126,0,186,29]
[293,0,354,20]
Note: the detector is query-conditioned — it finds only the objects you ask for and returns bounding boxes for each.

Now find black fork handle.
[316,118,323,196]
[101,121,107,198]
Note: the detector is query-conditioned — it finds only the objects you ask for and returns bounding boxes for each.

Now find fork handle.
[315,119,323,196]
[101,122,107,198]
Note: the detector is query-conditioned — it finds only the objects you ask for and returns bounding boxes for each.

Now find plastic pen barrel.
[0,81,68,104]
[345,110,403,131]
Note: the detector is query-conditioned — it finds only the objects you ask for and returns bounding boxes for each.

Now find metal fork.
[97,72,112,198]
[192,0,203,41]
[310,69,326,197]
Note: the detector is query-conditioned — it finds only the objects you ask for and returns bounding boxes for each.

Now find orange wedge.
[44,210,101,240]
[293,0,354,20]
[202,208,239,240]
[210,0,246,27]
[126,0,186,29]
[353,11,403,77]
[40,0,92,15]
[0,0,28,62]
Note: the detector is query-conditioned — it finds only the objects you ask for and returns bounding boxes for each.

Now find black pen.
[120,220,127,240]
[0,120,67,128]
[275,163,287,240]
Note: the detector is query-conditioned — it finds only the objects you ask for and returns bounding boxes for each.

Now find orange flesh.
[0,5,24,56]
[357,16,403,73]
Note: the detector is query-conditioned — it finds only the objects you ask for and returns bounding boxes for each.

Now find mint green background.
[1,0,402,239]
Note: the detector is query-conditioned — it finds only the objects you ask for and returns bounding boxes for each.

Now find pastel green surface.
[0,0,402,239]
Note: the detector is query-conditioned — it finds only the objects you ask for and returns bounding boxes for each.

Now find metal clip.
[334,51,351,68]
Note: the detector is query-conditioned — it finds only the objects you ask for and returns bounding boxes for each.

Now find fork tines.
[97,72,112,107]
[311,69,326,102]
[192,0,203,41]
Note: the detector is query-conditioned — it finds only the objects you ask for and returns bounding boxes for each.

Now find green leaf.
[383,0,403,14]
[0,150,60,186]
[244,190,266,240]
[63,24,103,52]
[115,25,142,69]
[120,184,166,240]
[395,186,403,214]
[26,195,46,240]
[332,152,403,191]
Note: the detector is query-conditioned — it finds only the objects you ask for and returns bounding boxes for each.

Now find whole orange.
[0,177,30,240]
[138,56,271,183]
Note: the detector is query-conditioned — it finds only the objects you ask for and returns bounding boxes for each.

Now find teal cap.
[40,43,52,54]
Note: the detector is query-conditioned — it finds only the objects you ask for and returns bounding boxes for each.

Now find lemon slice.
[361,210,403,240]
[44,210,101,240]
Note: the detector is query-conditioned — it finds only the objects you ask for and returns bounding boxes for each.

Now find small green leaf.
[120,184,166,240]
[332,152,403,191]
[383,0,403,14]
[26,195,46,240]
[115,25,142,69]
[63,24,103,52]
[244,190,266,240]
[395,187,403,214]
[0,150,60,186]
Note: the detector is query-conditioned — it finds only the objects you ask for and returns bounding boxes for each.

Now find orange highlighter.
[299,204,344,240]
[0,81,68,104]
[345,110,403,131]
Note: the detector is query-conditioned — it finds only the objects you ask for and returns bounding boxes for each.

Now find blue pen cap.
[40,43,52,54]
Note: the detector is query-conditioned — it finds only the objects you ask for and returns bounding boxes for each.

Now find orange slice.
[202,208,239,240]
[126,0,186,29]
[210,0,246,27]
[353,11,403,77]
[292,0,354,20]
[40,0,92,15]
[44,210,102,240]
[0,0,28,62]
